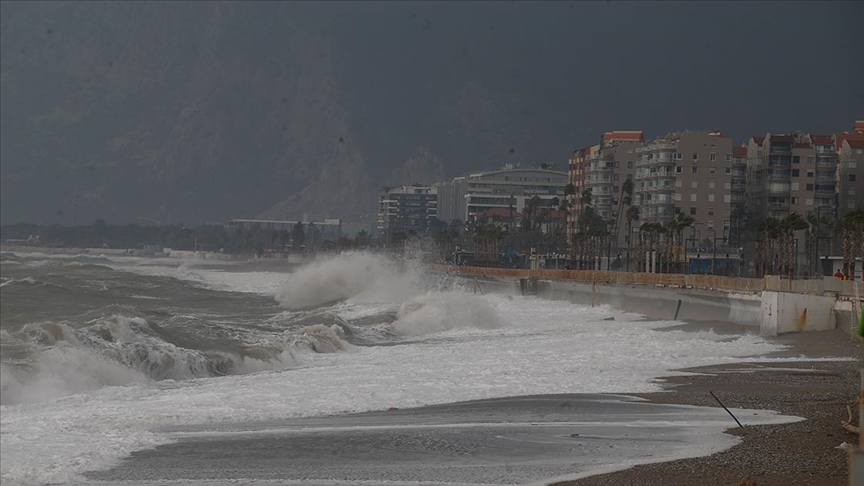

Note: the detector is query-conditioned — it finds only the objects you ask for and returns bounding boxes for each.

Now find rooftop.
[810,135,834,145]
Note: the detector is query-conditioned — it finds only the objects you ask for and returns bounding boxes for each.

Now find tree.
[625,205,640,271]
[841,210,864,279]
[778,213,808,278]
[292,222,305,251]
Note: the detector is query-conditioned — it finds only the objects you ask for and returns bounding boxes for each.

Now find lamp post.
[692,222,704,274]
[708,228,717,275]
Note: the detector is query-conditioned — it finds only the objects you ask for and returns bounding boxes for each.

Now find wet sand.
[556,326,864,486]
[84,394,797,486]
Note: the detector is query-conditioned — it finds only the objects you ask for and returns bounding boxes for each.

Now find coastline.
[555,326,863,486]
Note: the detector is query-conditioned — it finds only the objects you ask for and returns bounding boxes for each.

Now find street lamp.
[707,227,717,275]
[691,222,704,274]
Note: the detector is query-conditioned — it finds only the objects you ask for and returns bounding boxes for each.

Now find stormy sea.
[1,251,802,485]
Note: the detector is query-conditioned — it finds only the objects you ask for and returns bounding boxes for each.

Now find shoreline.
[555,326,863,486]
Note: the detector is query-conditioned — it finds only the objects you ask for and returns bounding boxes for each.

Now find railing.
[426,265,861,297]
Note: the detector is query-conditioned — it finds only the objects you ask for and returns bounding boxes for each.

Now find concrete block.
[761,291,836,336]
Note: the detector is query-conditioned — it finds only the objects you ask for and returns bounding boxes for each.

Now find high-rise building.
[635,131,734,241]
[836,121,864,217]
[377,184,438,237]
[746,133,836,220]
[566,131,644,250]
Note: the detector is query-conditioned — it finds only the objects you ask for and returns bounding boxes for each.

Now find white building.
[435,165,568,223]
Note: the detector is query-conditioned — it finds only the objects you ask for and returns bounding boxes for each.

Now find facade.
[566,146,591,244]
[566,131,644,248]
[838,138,864,214]
[377,184,438,236]
[435,165,568,224]
[746,133,837,220]
[224,218,342,241]
[635,131,734,241]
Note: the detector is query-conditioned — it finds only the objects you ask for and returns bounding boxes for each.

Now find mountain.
[2,2,861,225]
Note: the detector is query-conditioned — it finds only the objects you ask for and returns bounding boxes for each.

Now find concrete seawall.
[445,266,861,338]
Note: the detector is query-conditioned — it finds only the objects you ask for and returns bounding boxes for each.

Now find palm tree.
[779,213,808,278]
[625,205,640,271]
[841,210,864,279]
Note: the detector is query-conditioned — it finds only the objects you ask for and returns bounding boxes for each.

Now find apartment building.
[836,121,864,216]
[838,138,864,214]
[635,131,734,243]
[435,165,568,224]
[566,146,590,243]
[377,184,438,236]
[746,133,836,220]
[566,131,644,248]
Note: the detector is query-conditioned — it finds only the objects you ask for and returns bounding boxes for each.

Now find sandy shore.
[555,326,863,486]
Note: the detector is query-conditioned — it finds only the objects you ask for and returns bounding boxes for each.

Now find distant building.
[435,164,568,224]
[377,184,438,237]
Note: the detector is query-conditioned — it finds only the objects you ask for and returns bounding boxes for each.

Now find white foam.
[390,292,501,336]
[276,252,420,309]
[1,289,816,485]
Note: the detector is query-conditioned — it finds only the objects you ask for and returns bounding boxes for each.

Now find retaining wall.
[444,265,861,337]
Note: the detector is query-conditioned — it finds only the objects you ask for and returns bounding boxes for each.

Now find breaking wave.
[390,292,502,336]
[276,252,425,310]
[0,315,357,405]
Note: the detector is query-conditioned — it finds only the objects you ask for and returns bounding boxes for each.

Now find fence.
[428,264,859,297]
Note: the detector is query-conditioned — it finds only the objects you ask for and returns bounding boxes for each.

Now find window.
[613,174,619,181]
[808,156,814,164]
[690,207,697,216]
[675,179,683,188]
[791,182,799,191]
[676,152,683,160]
[807,170,814,177]
[724,194,731,203]
[675,207,681,214]
[791,197,798,204]
[691,181,698,188]
[726,154,732,161]
[709,181,716,189]
[614,161,620,168]
[690,194,697,202]
[707,221,714,230]
[806,183,814,191]
[851,174,857,182]
[724,182,731,189]
[627,161,633,168]
[710,153,716,161]
[692,167,698,174]
[793,156,800,164]
[792,169,800,177]
[674,193,682,201]
[725,167,731,174]
[708,209,714,216]
[806,198,814,206]
[692,153,698,161]
[676,166,682,173]
[708,194,715,202]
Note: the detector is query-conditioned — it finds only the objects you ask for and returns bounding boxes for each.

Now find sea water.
[0,251,805,485]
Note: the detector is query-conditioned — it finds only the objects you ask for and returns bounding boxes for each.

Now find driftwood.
[841,393,862,435]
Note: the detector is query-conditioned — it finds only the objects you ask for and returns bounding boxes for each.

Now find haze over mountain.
[2,1,862,226]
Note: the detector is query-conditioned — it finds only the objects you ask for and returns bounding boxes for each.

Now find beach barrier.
[428,264,863,337]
